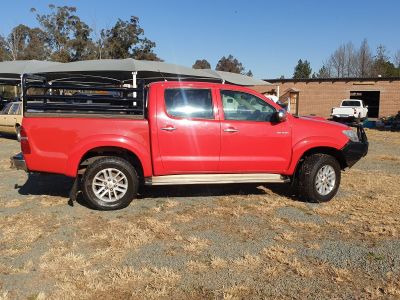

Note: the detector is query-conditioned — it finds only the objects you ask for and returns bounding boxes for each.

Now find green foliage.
[316,65,330,78]
[293,59,312,78]
[101,16,162,61]
[246,70,253,77]
[0,6,162,62]
[192,59,211,69]
[35,5,81,62]
[215,55,245,74]
[372,45,399,77]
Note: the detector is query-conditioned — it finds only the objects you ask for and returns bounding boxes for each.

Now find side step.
[145,173,290,186]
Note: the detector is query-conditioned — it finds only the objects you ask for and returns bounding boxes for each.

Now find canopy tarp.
[0,60,62,85]
[0,59,272,87]
[201,69,272,86]
[34,58,221,84]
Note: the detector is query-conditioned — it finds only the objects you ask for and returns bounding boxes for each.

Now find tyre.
[298,154,341,203]
[82,157,139,210]
[16,126,21,142]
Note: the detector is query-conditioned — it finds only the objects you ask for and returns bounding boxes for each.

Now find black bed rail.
[21,73,147,117]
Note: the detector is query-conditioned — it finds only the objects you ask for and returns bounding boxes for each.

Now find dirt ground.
[0,129,399,300]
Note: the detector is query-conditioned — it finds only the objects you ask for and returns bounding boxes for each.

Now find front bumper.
[341,124,369,168]
[10,152,28,172]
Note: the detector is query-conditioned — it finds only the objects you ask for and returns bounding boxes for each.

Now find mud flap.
[69,176,79,203]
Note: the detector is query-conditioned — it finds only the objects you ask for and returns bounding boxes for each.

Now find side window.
[220,90,276,122]
[9,103,20,115]
[1,105,11,115]
[165,88,214,120]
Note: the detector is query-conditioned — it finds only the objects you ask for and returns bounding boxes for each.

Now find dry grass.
[232,253,261,267]
[1,199,24,208]
[182,236,210,254]
[210,256,228,269]
[0,213,57,256]
[186,260,209,272]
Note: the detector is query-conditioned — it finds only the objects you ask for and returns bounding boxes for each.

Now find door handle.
[224,128,238,132]
[161,126,177,131]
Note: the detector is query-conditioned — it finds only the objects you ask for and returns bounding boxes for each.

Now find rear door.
[218,89,292,172]
[155,86,221,173]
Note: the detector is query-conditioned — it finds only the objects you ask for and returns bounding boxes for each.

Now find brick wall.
[250,79,400,119]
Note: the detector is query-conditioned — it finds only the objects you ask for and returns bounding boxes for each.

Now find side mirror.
[275,109,287,122]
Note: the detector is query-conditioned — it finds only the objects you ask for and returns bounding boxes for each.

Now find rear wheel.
[82,157,139,210]
[298,154,341,203]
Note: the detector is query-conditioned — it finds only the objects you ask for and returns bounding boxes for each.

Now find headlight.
[342,130,359,142]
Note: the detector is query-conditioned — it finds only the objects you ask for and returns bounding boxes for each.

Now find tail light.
[20,126,31,154]
[331,108,333,114]
[354,109,357,114]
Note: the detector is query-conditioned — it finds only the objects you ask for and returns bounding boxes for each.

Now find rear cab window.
[164,88,214,120]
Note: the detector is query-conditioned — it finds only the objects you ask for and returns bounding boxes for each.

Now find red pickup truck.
[12,75,368,210]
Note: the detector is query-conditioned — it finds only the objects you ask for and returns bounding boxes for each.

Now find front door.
[156,87,221,173]
[218,89,292,173]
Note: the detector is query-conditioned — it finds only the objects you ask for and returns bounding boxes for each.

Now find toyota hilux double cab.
[11,74,368,210]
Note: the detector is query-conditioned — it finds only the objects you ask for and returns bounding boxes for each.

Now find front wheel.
[298,154,341,203]
[82,157,139,210]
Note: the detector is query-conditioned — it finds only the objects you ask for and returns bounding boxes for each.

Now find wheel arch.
[64,135,152,178]
[290,146,347,184]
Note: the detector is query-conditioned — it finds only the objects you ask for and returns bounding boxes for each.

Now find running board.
[145,174,290,186]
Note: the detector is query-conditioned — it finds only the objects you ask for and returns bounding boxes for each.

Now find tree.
[192,59,211,69]
[293,59,312,78]
[393,49,400,76]
[35,5,81,62]
[356,38,373,77]
[371,45,397,77]
[316,65,330,78]
[69,19,95,61]
[345,41,356,77]
[102,16,161,61]
[246,70,253,77]
[215,55,245,74]
[0,36,7,61]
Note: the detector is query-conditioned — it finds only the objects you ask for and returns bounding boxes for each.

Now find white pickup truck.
[331,99,368,124]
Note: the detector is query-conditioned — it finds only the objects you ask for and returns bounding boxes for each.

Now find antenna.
[158,70,167,81]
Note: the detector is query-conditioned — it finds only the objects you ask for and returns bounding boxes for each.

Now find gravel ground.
[0,129,399,299]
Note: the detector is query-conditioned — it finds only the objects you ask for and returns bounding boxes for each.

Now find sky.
[1,0,400,80]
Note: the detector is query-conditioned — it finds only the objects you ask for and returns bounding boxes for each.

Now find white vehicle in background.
[265,95,290,113]
[331,99,368,124]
